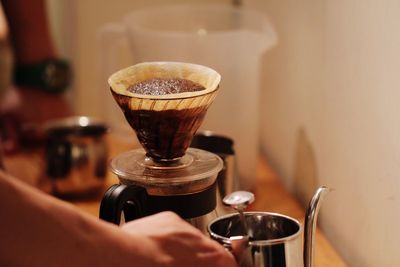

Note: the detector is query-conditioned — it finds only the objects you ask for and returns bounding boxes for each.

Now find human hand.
[121,212,237,267]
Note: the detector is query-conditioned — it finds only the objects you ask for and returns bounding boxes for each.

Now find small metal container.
[208,187,330,267]
[191,131,239,215]
[208,212,302,267]
[45,116,108,196]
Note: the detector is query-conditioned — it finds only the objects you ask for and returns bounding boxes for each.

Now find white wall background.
[250,0,400,266]
[48,0,400,265]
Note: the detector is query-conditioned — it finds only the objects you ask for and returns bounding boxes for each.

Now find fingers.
[121,211,238,267]
[195,236,237,266]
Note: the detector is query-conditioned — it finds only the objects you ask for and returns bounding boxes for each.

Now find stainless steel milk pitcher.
[208,186,330,267]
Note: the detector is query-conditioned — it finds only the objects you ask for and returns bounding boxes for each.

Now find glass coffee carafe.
[99,62,225,232]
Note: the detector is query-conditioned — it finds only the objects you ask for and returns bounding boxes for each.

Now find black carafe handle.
[99,184,148,225]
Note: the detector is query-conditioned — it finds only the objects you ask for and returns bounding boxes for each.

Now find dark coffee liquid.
[113,78,208,160]
[124,108,207,160]
[127,78,205,95]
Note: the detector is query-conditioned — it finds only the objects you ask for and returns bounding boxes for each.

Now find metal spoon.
[223,191,255,236]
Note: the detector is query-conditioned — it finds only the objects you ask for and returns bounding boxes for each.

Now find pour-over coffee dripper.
[109,61,220,165]
[99,62,224,232]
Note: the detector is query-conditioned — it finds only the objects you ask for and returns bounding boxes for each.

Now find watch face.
[43,60,71,92]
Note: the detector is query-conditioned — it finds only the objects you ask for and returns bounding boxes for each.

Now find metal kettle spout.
[303,186,330,267]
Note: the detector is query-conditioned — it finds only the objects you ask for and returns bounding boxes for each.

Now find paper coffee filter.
[109,61,221,111]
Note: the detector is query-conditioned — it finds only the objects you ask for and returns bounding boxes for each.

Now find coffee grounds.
[127,78,205,95]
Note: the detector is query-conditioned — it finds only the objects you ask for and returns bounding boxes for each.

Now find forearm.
[1,0,56,64]
[0,171,236,267]
[0,171,148,267]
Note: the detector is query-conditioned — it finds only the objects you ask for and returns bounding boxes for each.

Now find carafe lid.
[110,147,223,195]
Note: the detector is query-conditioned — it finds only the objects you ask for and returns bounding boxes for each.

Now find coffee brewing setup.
[99,62,329,267]
[99,62,226,232]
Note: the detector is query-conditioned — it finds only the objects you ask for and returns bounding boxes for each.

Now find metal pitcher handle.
[303,186,331,267]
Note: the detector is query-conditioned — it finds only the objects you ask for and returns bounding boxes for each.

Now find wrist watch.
[13,59,72,94]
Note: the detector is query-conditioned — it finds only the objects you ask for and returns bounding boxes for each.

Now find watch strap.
[14,59,72,94]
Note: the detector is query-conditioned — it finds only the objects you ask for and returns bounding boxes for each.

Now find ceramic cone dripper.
[109,62,221,161]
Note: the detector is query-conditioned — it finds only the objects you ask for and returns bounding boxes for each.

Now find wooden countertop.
[4,133,347,267]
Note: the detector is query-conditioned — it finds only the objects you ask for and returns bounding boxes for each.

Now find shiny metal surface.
[223,191,255,210]
[223,190,255,236]
[208,186,330,267]
[45,116,108,195]
[208,212,302,267]
[303,186,330,267]
[191,132,240,215]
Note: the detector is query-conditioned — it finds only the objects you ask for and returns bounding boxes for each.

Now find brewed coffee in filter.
[109,62,221,161]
